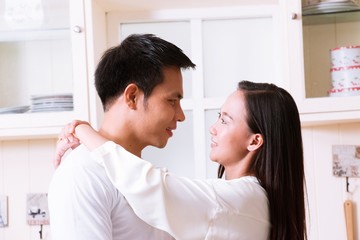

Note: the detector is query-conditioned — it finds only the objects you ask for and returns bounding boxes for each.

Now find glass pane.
[119,21,193,99]
[302,11,360,98]
[205,109,220,179]
[203,17,277,98]
[142,110,195,178]
[0,0,73,111]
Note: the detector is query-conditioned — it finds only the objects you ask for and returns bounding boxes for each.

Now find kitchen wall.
[0,123,359,239]
[0,139,55,239]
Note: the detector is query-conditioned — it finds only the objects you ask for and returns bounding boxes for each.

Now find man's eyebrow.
[170,92,183,100]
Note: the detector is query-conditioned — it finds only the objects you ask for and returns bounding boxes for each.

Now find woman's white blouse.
[91,141,270,240]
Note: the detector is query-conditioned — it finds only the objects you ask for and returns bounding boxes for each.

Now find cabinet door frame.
[0,0,90,140]
[284,0,360,126]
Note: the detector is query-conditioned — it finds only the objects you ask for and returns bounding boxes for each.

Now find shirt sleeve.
[91,141,219,240]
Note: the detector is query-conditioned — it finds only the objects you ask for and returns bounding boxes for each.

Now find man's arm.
[75,124,108,150]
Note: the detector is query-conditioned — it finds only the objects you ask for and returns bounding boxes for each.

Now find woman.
[57,81,307,240]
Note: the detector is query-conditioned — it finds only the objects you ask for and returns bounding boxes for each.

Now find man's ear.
[247,133,264,152]
[124,83,139,109]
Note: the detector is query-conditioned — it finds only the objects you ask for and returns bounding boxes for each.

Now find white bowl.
[328,86,360,97]
[330,46,360,67]
[330,65,360,89]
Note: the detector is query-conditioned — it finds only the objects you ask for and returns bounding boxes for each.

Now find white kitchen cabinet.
[0,0,89,140]
[284,0,360,126]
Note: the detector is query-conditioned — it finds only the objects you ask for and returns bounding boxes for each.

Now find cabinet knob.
[291,13,298,20]
[73,26,82,33]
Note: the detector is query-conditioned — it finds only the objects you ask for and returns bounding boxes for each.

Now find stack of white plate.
[30,93,73,113]
[0,105,30,114]
[303,0,360,15]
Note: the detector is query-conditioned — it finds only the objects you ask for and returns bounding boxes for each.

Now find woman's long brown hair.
[218,81,307,240]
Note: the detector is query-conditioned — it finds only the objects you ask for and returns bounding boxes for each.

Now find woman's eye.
[217,112,226,124]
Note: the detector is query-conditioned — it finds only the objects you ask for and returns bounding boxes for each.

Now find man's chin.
[154,141,168,149]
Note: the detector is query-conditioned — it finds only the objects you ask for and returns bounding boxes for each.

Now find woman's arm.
[88,141,218,240]
[54,121,97,169]
[70,123,219,239]
[75,124,108,150]
[55,122,218,238]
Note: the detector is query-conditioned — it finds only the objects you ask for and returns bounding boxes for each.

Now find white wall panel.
[0,139,55,240]
[302,124,360,240]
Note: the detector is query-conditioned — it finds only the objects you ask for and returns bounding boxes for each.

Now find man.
[48,34,196,240]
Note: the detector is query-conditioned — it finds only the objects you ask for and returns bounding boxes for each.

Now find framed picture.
[26,193,49,225]
[0,195,8,227]
[333,145,360,177]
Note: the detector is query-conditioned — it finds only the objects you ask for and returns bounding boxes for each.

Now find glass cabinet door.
[287,0,360,125]
[302,7,360,99]
[106,5,282,179]
[0,0,88,139]
[202,17,283,99]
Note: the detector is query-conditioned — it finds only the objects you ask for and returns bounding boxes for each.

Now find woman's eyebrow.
[221,111,233,120]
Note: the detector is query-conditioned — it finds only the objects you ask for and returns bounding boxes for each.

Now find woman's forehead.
[221,91,246,115]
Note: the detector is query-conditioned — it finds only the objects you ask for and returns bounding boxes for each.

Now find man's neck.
[98,126,143,158]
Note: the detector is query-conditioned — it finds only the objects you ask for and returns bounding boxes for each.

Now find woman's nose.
[209,123,216,135]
